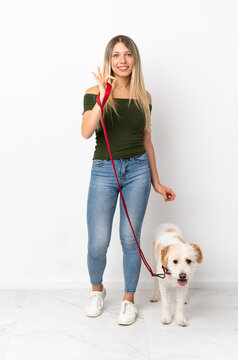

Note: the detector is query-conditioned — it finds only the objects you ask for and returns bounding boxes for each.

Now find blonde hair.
[97,35,151,133]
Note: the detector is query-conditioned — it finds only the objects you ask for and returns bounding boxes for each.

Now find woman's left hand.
[153,183,176,202]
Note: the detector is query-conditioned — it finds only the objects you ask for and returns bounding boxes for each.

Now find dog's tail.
[155,223,182,237]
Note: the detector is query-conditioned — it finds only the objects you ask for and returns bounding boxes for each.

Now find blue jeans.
[86,152,151,293]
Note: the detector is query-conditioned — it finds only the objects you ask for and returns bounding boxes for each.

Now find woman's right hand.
[92,65,117,103]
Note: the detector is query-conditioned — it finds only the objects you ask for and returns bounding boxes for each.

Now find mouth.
[177,279,188,287]
[118,66,129,71]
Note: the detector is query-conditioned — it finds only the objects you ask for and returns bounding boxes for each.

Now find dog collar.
[162,265,171,275]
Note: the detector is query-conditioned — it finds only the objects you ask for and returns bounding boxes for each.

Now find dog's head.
[160,243,203,286]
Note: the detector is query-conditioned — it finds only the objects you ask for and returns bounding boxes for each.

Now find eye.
[112,53,132,57]
[173,260,178,264]
[186,259,192,264]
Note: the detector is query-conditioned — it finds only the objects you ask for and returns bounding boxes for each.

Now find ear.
[161,245,171,267]
[190,243,203,263]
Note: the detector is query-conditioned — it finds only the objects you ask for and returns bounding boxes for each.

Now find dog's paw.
[175,317,189,327]
[149,294,159,302]
[161,315,172,325]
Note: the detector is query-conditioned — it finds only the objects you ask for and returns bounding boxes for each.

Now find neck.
[113,75,131,90]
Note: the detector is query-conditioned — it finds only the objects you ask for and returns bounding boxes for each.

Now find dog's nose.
[179,273,186,279]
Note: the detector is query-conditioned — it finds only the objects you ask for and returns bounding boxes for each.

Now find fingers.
[110,76,117,88]
[92,66,114,82]
[91,67,104,87]
[91,72,101,89]
[106,76,117,87]
[105,75,116,81]
[97,66,102,79]
[91,72,97,80]
[98,65,108,81]
[164,189,176,202]
[91,66,117,90]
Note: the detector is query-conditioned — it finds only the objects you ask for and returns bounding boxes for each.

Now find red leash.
[96,82,168,278]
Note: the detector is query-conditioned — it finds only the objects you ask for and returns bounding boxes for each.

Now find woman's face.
[111,42,134,77]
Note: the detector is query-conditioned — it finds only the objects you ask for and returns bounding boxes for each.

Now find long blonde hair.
[97,35,151,133]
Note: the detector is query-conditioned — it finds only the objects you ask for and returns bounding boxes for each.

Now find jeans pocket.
[132,153,148,164]
[92,159,106,167]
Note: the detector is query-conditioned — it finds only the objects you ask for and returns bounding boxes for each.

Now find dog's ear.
[189,243,203,263]
[161,245,170,267]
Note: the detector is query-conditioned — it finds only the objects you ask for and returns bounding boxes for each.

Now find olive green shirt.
[82,94,152,160]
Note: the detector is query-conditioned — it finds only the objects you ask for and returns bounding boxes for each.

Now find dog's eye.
[173,260,178,264]
[186,259,192,264]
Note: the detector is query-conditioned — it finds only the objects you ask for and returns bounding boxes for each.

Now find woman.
[81,35,176,325]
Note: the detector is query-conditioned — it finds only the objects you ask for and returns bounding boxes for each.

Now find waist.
[92,152,148,165]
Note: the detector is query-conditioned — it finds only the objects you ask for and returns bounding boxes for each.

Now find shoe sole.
[86,311,102,317]
[117,318,136,325]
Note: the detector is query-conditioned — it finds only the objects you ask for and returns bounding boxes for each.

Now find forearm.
[144,142,161,188]
[81,94,104,139]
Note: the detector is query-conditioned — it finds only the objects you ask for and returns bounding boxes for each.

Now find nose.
[179,273,186,279]
[120,56,126,63]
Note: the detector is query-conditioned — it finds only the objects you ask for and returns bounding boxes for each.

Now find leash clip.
[152,265,171,278]
[152,273,166,279]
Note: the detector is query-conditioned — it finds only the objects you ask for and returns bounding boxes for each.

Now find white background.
[0,0,237,289]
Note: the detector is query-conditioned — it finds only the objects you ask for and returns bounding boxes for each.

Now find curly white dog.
[150,223,203,326]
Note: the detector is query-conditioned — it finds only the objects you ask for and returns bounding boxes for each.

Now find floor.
[0,288,237,360]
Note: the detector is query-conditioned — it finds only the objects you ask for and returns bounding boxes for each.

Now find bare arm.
[143,91,160,187]
[144,91,176,201]
[81,86,104,139]
[143,129,161,188]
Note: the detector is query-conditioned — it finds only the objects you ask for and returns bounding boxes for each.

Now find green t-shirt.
[82,94,152,160]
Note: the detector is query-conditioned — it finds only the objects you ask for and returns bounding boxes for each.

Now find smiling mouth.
[177,279,188,287]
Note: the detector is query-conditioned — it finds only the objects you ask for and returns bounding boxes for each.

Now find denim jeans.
[86,152,151,293]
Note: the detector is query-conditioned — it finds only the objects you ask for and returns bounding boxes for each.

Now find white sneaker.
[85,287,106,317]
[117,300,138,325]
